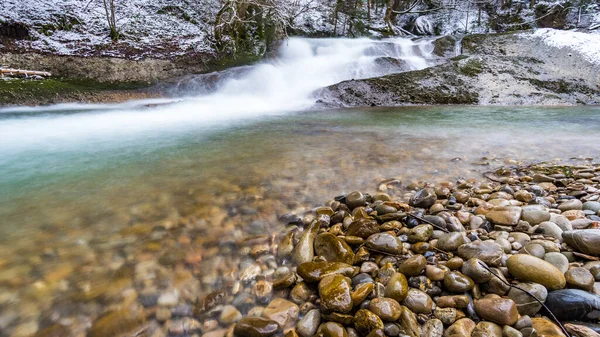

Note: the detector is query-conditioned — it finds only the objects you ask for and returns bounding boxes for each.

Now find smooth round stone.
[531,318,565,337]
[353,309,384,336]
[514,316,532,330]
[519,243,546,259]
[496,238,512,254]
[365,233,403,255]
[510,232,532,247]
[263,298,299,329]
[558,199,583,212]
[296,309,321,337]
[538,222,564,241]
[544,288,600,321]
[319,275,353,313]
[346,191,366,210]
[444,318,476,337]
[486,206,522,226]
[515,190,534,203]
[436,295,470,309]
[474,298,519,326]
[233,317,279,337]
[507,254,566,290]
[565,267,594,291]
[317,322,348,337]
[315,233,355,264]
[562,230,600,256]
[521,205,551,225]
[437,232,467,252]
[375,204,397,215]
[443,271,475,293]
[385,273,409,302]
[410,188,437,208]
[347,218,380,239]
[446,257,464,270]
[351,282,374,305]
[549,214,573,231]
[398,255,426,276]
[368,298,401,321]
[457,241,504,267]
[583,201,600,214]
[472,321,503,337]
[461,258,492,283]
[383,323,401,337]
[482,267,511,295]
[408,225,433,243]
[508,283,548,316]
[426,265,448,282]
[220,305,243,325]
[403,288,433,314]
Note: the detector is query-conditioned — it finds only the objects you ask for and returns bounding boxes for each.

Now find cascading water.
[0,37,435,154]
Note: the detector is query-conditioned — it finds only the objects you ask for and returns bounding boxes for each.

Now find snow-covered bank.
[0,0,218,58]
[525,28,600,65]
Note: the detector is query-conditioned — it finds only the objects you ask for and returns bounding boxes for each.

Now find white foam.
[0,37,434,154]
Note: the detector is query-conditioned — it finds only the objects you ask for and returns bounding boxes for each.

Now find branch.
[477,261,572,337]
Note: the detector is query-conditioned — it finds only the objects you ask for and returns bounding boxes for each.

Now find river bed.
[0,105,599,336]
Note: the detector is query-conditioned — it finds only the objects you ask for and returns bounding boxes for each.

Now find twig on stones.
[406,213,449,233]
[477,261,572,337]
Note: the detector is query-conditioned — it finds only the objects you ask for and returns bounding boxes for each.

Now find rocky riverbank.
[317,32,600,107]
[8,161,600,337]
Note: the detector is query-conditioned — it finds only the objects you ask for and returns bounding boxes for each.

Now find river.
[0,37,599,336]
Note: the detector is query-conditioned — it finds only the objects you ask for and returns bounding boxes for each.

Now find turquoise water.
[1,105,599,240]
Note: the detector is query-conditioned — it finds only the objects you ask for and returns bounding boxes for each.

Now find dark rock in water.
[544,289,600,321]
[365,233,403,255]
[234,317,280,337]
[562,230,600,256]
[410,188,437,208]
[346,191,367,210]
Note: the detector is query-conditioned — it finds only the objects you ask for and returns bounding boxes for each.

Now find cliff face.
[316,32,600,107]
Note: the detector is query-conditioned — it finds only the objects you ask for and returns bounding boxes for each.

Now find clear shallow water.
[0,104,600,335]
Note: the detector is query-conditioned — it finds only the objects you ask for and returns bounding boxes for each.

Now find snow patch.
[526,28,600,65]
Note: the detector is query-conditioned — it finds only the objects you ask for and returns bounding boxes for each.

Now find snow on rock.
[526,28,600,65]
[0,0,219,59]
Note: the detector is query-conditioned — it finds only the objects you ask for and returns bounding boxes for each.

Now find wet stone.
[365,233,403,255]
[410,188,437,208]
[506,254,566,290]
[385,272,409,302]
[508,283,548,316]
[443,271,475,293]
[347,219,380,239]
[408,225,433,243]
[263,298,300,329]
[234,317,280,337]
[297,261,356,283]
[398,255,426,276]
[319,274,353,314]
[403,288,433,314]
[472,321,503,337]
[437,232,467,252]
[317,322,348,337]
[444,318,475,337]
[563,230,600,256]
[474,298,519,326]
[368,297,402,321]
[486,206,522,226]
[296,309,321,337]
[565,267,595,291]
[315,233,355,264]
[353,309,384,336]
[457,241,504,267]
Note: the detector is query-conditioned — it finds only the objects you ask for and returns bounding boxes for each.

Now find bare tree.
[102,0,119,41]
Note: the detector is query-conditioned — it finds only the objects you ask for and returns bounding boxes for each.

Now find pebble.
[562,230,600,256]
[565,267,595,291]
[507,282,548,316]
[234,317,280,337]
[318,275,353,314]
[521,205,551,226]
[368,298,402,321]
[506,254,566,290]
[296,309,320,337]
[543,252,570,273]
[474,298,519,326]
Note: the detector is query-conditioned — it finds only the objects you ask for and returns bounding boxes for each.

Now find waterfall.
[0,37,435,152]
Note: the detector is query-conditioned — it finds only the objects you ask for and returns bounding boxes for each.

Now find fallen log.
[0,68,52,77]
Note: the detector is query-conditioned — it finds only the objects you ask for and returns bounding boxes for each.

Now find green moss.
[458,58,484,77]
[432,36,457,57]
[450,55,469,61]
[0,78,150,105]
[521,78,597,95]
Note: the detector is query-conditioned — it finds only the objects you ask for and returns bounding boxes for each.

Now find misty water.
[1,37,600,331]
